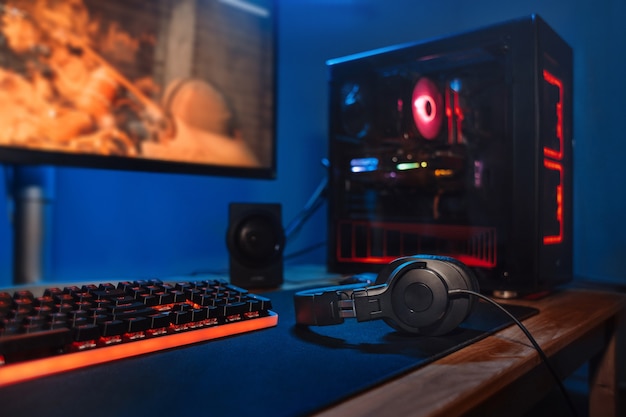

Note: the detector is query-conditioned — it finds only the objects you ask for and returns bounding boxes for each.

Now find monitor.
[0,0,277,178]
[0,0,277,284]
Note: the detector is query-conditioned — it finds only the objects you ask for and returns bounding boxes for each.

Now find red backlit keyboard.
[0,278,277,386]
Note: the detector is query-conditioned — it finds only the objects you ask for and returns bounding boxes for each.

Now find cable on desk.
[448,288,579,417]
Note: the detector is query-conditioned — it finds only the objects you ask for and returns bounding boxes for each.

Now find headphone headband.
[294,283,388,326]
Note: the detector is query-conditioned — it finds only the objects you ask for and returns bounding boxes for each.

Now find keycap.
[0,278,278,387]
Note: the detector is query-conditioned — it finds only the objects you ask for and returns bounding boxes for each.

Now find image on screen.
[0,0,276,177]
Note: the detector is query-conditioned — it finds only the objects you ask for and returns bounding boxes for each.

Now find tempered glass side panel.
[329,48,510,269]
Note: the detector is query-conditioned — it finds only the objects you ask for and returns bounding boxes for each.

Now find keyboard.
[0,278,277,386]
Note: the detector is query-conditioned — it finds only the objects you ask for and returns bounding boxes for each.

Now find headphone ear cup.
[417,254,480,295]
[376,255,479,336]
[374,256,415,286]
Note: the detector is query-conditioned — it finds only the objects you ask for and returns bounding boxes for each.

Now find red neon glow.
[412,77,443,139]
[337,220,497,268]
[444,85,463,144]
[543,159,563,245]
[454,90,464,144]
[542,70,565,246]
[543,70,564,160]
[0,313,278,387]
[415,95,437,122]
[445,86,454,144]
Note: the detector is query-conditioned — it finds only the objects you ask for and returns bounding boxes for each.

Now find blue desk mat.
[0,289,537,417]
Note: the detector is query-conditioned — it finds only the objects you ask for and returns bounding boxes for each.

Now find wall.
[0,0,625,286]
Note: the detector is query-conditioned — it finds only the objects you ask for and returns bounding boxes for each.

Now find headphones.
[294,255,479,336]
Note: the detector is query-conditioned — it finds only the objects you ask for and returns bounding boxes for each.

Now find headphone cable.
[448,288,579,417]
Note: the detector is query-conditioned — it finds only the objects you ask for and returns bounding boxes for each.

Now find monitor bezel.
[0,0,278,180]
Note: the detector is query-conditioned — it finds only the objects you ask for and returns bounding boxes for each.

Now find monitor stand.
[9,165,55,285]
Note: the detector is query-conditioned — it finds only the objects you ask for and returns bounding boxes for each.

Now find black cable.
[448,288,579,417]
[284,175,327,241]
[284,158,329,241]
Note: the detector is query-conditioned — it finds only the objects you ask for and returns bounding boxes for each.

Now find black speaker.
[294,255,479,336]
[226,203,285,288]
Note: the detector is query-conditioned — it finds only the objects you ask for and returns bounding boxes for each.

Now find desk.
[313,288,625,417]
[1,276,623,417]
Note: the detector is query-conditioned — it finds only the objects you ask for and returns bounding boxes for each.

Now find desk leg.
[589,315,620,417]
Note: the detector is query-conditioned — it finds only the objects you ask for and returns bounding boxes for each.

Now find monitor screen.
[0,0,276,178]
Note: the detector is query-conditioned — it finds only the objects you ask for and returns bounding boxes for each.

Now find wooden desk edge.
[313,288,626,417]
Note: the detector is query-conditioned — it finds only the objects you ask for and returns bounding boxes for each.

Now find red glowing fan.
[411,77,443,139]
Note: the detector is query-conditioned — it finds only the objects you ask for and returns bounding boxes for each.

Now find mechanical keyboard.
[0,278,277,386]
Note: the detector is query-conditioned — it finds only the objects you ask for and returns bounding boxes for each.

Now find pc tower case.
[326,15,573,295]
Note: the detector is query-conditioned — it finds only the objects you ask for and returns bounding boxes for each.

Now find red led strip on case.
[542,70,564,245]
[542,70,564,160]
[543,159,563,245]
